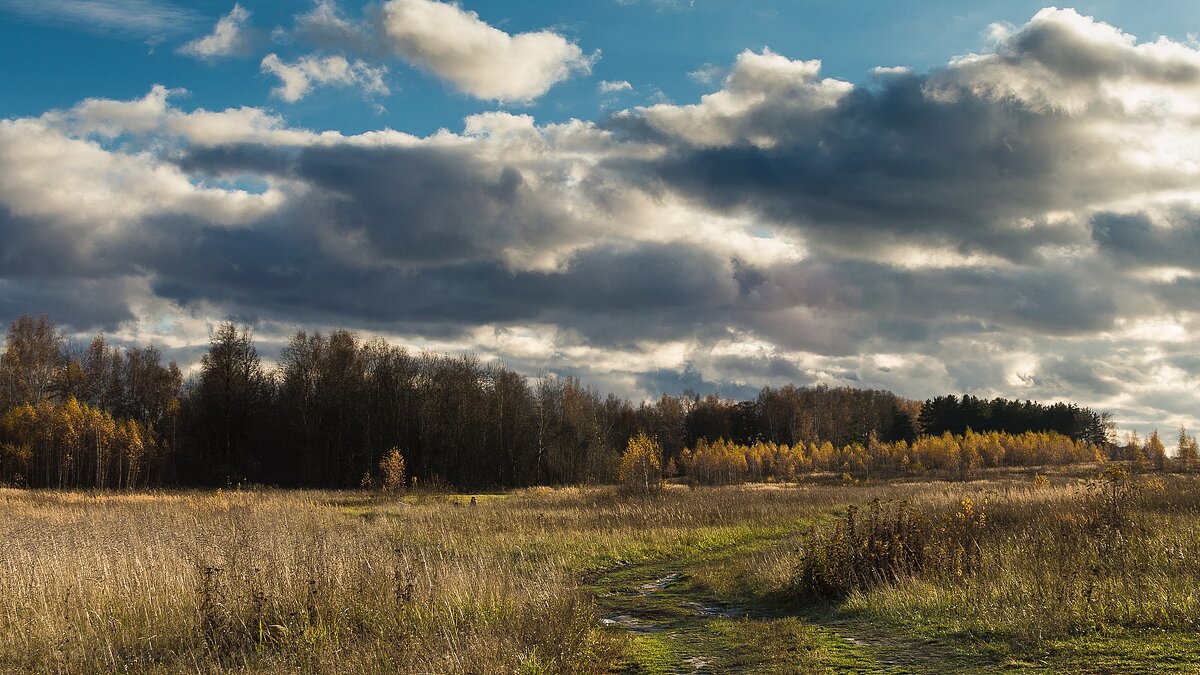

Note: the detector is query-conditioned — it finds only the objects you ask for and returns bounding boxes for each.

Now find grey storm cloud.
[291,146,564,266]
[635,361,764,401]
[0,278,135,332]
[3,7,1200,433]
[1093,210,1200,269]
[131,205,739,344]
[628,88,1095,262]
[1032,354,1124,398]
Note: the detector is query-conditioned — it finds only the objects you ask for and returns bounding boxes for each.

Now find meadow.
[2,464,1197,673]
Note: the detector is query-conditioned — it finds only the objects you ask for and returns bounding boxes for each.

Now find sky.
[2,1,1200,435]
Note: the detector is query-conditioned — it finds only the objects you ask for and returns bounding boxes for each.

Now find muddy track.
[584,541,1000,674]
[587,561,753,674]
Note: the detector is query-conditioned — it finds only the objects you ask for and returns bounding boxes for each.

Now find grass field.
[1,465,1197,673]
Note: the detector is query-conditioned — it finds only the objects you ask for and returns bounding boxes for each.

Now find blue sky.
[3,0,1198,135]
[3,1,1200,436]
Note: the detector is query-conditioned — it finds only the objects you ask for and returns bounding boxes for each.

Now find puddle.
[639,572,683,594]
[600,614,663,633]
[681,600,745,618]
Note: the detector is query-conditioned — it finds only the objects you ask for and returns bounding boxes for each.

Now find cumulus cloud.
[617,48,853,147]
[280,0,596,102]
[612,11,1200,263]
[932,8,1200,113]
[9,8,1200,433]
[178,4,254,60]
[377,0,596,102]
[261,53,389,102]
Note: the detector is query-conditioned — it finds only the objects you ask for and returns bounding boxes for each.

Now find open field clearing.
[2,466,1199,673]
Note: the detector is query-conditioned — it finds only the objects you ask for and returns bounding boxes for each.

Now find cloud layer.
[0,0,199,37]
[2,8,1200,435]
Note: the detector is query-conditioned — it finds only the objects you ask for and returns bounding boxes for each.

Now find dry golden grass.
[3,464,1186,673]
[0,483,868,673]
[0,488,609,673]
[837,471,1200,643]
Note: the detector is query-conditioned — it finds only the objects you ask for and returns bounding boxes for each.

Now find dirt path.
[584,545,875,673]
[584,539,1000,674]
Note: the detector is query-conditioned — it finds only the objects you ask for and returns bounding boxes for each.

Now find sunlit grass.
[2,466,1196,672]
[0,483,847,672]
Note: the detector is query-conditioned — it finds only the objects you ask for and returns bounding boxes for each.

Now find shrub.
[792,499,930,599]
[791,497,987,600]
[1085,463,1138,534]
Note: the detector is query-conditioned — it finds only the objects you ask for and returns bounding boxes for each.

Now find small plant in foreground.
[792,499,930,599]
[1085,463,1138,534]
[792,496,988,599]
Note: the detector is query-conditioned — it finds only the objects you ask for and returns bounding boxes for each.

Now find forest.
[0,314,1116,489]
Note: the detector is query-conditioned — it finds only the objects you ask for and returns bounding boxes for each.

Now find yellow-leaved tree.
[619,432,663,496]
[379,447,407,493]
[1147,429,1167,470]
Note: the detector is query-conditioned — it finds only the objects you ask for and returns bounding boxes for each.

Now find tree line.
[917,394,1112,446]
[0,314,1114,489]
[680,430,1105,485]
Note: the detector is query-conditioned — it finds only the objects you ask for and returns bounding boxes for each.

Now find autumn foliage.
[618,432,664,495]
[678,429,1105,484]
[1,398,155,488]
[379,447,407,493]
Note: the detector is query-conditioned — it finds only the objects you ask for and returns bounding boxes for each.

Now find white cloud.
[599,80,633,94]
[43,84,184,138]
[178,4,253,60]
[688,63,723,85]
[42,84,414,148]
[378,0,596,102]
[0,117,282,230]
[261,53,390,103]
[624,48,852,147]
[930,7,1200,114]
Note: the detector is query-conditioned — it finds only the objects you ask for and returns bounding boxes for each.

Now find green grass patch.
[1018,630,1200,673]
[618,634,677,674]
[708,616,880,673]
